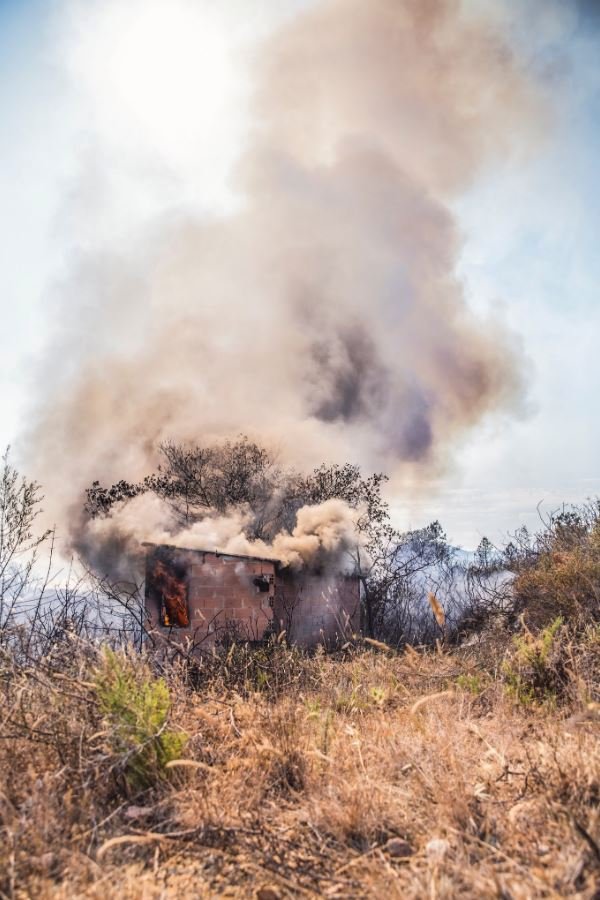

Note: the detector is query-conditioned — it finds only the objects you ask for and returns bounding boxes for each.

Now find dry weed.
[1,637,599,898]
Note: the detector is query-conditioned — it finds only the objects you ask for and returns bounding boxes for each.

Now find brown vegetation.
[0,629,598,899]
[511,504,600,632]
[2,452,600,897]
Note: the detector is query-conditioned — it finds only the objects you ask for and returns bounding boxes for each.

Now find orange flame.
[154,559,189,627]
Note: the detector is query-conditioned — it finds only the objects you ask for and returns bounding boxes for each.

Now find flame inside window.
[153,558,189,628]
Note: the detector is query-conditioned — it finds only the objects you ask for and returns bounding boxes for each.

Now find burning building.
[144,542,360,648]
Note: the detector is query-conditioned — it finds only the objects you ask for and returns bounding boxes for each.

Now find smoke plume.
[86,494,359,580]
[25,0,541,569]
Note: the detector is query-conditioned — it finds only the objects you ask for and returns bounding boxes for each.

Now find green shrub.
[456,673,485,695]
[502,616,566,706]
[94,648,187,789]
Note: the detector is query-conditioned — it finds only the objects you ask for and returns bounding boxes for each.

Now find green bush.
[94,648,186,789]
[455,673,485,695]
[502,616,566,706]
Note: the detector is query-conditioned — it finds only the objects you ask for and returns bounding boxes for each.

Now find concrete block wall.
[145,544,360,648]
[145,545,276,643]
[187,555,275,639]
[273,571,360,646]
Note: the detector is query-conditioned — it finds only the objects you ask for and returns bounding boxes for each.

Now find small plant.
[94,648,187,789]
[370,685,387,707]
[332,686,365,714]
[305,700,334,762]
[502,616,566,706]
[456,673,484,695]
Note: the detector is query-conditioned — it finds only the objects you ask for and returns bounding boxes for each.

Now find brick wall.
[273,570,360,646]
[145,546,276,644]
[145,544,361,648]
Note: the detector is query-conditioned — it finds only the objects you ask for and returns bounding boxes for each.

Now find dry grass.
[1,635,599,899]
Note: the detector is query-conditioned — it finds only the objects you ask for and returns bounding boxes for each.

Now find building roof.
[142,541,281,566]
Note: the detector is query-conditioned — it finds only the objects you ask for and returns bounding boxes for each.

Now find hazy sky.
[0,0,598,549]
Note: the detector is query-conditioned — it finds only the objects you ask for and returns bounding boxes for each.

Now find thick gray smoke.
[25,0,541,568]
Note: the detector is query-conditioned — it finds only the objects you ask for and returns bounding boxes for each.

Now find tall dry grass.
[1,630,599,899]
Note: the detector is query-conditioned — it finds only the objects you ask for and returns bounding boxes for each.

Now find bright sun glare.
[64,0,248,184]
